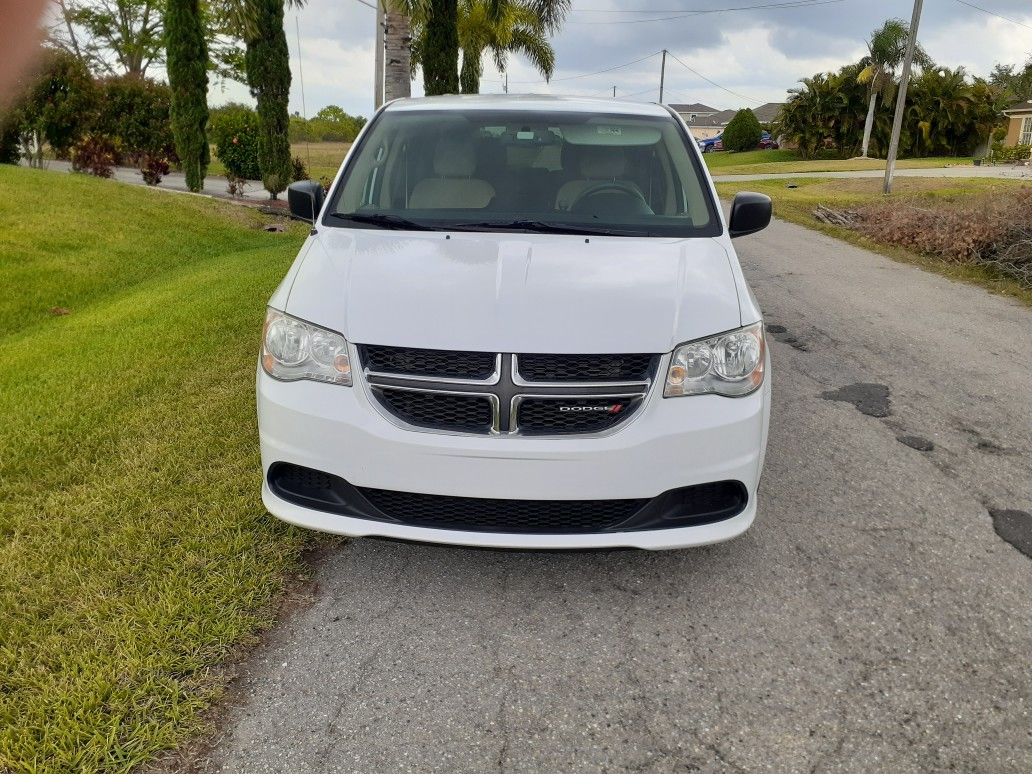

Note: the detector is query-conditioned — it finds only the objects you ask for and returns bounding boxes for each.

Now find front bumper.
[257,356,770,550]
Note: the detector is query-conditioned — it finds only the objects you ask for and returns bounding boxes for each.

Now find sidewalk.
[712,164,1032,183]
[26,159,275,202]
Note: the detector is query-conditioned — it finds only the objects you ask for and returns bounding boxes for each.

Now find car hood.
[285,229,743,353]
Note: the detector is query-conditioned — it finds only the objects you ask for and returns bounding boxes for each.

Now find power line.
[569,0,845,24]
[353,0,376,9]
[665,51,764,105]
[509,50,663,84]
[953,0,1032,31]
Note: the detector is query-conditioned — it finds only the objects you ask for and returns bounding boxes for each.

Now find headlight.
[261,308,352,386]
[664,322,765,397]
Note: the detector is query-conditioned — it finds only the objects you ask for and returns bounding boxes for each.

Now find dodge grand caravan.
[258,95,772,550]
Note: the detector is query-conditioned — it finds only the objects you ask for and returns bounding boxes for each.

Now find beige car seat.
[409,136,495,209]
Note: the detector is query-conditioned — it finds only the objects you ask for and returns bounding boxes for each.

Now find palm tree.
[394,0,566,95]
[384,4,412,101]
[857,18,931,158]
[457,0,554,93]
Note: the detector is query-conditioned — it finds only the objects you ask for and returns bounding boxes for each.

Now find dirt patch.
[821,383,891,418]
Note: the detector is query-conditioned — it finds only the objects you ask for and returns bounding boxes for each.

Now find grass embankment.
[0,166,312,770]
[704,149,968,176]
[207,141,352,183]
[715,176,1032,306]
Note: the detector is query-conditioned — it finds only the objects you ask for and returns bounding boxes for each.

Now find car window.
[325,109,721,238]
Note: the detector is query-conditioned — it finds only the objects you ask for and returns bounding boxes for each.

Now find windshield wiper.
[452,219,652,237]
[328,212,440,231]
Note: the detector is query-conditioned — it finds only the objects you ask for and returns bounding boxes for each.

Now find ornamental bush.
[94,76,178,165]
[210,104,261,180]
[70,133,120,177]
[722,108,763,153]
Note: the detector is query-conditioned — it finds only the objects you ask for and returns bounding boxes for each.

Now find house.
[1002,100,1032,148]
[668,103,718,129]
[673,102,786,139]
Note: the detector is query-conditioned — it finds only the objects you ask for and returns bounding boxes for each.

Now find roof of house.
[752,102,784,123]
[669,103,718,114]
[703,109,738,126]
[1003,100,1032,115]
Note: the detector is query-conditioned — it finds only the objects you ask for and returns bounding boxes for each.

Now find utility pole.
[883,0,923,194]
[659,49,667,104]
[373,0,385,110]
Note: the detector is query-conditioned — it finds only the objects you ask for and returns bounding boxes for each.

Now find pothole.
[896,435,934,452]
[988,509,1032,559]
[820,383,891,418]
[765,323,810,351]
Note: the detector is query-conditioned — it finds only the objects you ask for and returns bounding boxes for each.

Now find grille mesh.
[375,389,493,433]
[517,397,639,435]
[357,487,649,533]
[361,345,495,380]
[517,353,656,383]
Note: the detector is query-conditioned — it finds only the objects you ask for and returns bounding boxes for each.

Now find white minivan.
[258,95,772,550]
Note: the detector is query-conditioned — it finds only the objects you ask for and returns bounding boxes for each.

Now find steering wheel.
[569,181,649,214]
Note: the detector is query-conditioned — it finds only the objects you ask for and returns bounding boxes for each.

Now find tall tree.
[51,0,165,76]
[456,0,553,94]
[856,18,931,158]
[244,0,291,198]
[398,0,566,95]
[422,0,459,95]
[165,0,209,191]
[990,57,1032,102]
[384,4,412,101]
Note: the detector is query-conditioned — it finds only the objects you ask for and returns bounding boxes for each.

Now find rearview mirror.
[728,192,772,238]
[287,180,325,223]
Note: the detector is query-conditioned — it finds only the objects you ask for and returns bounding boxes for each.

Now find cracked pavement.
[202,217,1032,772]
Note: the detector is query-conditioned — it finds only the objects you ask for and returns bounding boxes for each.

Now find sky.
[208,0,1032,118]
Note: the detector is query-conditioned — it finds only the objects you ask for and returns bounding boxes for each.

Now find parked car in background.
[758,131,779,150]
[698,134,722,153]
[265,95,774,550]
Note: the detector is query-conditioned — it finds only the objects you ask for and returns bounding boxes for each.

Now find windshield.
[324,108,721,238]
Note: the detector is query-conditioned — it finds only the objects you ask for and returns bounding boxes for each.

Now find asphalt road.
[202,219,1032,772]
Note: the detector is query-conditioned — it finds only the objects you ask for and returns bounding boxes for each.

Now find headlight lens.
[261,308,352,386]
[664,322,765,397]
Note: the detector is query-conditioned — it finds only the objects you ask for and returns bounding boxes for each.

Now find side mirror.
[287,180,325,223]
[728,192,772,238]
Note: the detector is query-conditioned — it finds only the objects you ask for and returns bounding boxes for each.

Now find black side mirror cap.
[287,180,325,223]
[728,192,772,238]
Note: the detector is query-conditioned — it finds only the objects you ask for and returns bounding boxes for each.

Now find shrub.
[16,48,97,163]
[0,113,20,164]
[140,154,171,185]
[846,187,1032,288]
[291,155,309,181]
[226,175,247,197]
[318,175,332,193]
[992,143,1032,162]
[722,109,763,152]
[94,76,177,165]
[70,133,120,177]
[209,103,261,180]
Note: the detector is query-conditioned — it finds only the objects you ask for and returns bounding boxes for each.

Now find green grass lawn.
[703,149,971,176]
[715,176,1032,306]
[208,141,352,183]
[0,166,314,771]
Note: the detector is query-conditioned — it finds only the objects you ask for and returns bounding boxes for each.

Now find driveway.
[202,219,1032,772]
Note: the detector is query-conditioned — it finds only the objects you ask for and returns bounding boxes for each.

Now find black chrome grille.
[516,353,656,383]
[374,388,494,433]
[267,463,750,534]
[361,346,658,436]
[360,345,496,380]
[357,487,649,533]
[516,396,640,436]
